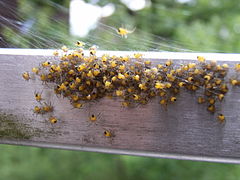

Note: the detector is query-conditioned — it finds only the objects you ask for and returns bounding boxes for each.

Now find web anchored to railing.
[1,48,240,163]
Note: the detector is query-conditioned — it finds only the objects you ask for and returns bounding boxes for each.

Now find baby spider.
[32,67,39,74]
[41,61,51,68]
[88,112,101,124]
[75,41,85,47]
[104,130,115,138]
[61,45,68,52]
[42,102,54,113]
[117,27,135,38]
[22,72,30,81]
[89,114,97,122]
[134,53,143,59]
[197,56,206,63]
[71,102,84,109]
[121,101,131,108]
[33,106,42,114]
[89,45,98,55]
[49,116,58,124]
[217,113,225,124]
[170,97,177,102]
[53,50,59,56]
[197,96,206,104]
[34,91,43,102]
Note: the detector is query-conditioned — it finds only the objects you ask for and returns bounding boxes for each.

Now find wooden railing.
[0,48,240,163]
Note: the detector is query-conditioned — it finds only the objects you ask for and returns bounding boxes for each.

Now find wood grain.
[1,49,240,163]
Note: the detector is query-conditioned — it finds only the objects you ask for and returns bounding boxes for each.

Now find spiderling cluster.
[22,42,240,129]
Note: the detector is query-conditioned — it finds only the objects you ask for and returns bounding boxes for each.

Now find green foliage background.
[1,0,240,179]
[3,0,240,52]
[1,144,240,180]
